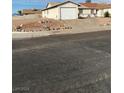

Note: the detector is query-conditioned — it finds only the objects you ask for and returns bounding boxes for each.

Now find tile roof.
[80,3,111,9]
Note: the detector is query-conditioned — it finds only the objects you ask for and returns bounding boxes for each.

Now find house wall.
[79,9,97,14]
[42,8,59,19]
[97,9,104,17]
[42,11,45,18]
[79,8,97,17]
[83,9,91,14]
[97,8,111,17]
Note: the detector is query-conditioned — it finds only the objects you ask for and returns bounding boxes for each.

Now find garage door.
[60,7,77,20]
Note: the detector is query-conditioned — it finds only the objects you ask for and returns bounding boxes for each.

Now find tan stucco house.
[22,9,42,15]
[42,1,79,20]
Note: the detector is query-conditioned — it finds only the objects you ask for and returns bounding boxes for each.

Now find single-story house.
[79,3,111,17]
[42,1,79,20]
[22,9,42,15]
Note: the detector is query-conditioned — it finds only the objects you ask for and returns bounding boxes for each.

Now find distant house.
[22,9,42,15]
[42,1,79,20]
[79,3,111,17]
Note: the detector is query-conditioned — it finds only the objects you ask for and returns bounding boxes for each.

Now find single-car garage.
[42,1,79,20]
[60,7,77,20]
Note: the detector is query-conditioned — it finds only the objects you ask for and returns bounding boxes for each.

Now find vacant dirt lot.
[13,15,111,32]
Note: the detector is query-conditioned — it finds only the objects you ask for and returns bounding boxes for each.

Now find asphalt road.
[13,31,111,93]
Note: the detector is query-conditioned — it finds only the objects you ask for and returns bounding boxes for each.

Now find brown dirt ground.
[12,15,111,32]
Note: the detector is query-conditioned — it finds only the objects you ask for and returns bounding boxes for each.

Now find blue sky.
[12,0,111,13]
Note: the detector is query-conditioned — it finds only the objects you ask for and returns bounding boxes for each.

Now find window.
[79,9,83,14]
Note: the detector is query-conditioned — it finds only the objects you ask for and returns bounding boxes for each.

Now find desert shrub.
[33,8,38,11]
[17,10,22,15]
[104,11,110,17]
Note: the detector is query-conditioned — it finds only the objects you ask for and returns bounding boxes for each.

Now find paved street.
[13,31,111,93]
